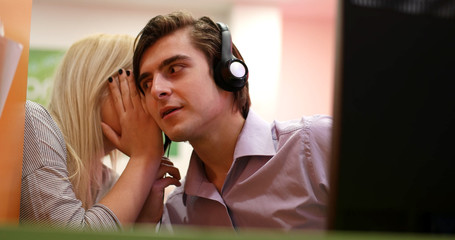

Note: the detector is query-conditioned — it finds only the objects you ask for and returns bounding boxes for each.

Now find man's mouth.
[161,107,182,119]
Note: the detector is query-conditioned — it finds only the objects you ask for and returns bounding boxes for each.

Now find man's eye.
[142,80,152,90]
[170,65,183,74]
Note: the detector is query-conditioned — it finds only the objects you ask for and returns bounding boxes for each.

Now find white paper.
[0,35,23,118]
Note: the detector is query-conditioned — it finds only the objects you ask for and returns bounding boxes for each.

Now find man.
[133,11,332,230]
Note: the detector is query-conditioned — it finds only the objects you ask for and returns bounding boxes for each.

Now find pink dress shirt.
[162,111,332,231]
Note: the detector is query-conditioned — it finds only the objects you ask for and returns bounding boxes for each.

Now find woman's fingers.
[161,157,174,166]
[114,68,143,112]
[126,70,142,110]
[108,76,126,114]
[156,161,181,181]
[118,69,134,111]
[152,177,181,192]
[107,68,141,114]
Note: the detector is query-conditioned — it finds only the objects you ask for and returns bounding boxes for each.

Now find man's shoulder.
[272,115,332,137]
[269,115,332,158]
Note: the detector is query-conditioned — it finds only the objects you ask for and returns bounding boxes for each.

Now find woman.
[20,34,180,230]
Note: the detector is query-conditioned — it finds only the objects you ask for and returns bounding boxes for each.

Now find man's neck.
[190,111,246,193]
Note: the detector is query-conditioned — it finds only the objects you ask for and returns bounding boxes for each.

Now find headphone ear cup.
[215,22,249,92]
[215,59,248,92]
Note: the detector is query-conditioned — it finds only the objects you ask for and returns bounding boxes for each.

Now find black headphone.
[214,22,249,92]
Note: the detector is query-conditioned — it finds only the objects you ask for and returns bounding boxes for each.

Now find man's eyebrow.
[138,54,190,84]
[159,54,190,70]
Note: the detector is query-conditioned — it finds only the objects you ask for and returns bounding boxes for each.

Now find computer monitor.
[328,0,455,234]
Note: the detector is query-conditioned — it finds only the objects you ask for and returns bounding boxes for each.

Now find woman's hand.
[99,69,166,226]
[101,69,163,159]
[136,157,181,224]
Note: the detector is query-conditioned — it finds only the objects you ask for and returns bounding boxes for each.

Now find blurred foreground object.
[0,0,33,224]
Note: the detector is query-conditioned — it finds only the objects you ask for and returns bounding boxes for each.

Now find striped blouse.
[20,100,121,230]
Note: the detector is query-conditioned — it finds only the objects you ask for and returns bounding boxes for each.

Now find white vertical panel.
[229,5,282,122]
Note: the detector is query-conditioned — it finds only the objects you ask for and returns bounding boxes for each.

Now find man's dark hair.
[133,11,251,119]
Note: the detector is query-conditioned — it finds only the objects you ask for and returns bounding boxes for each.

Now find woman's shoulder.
[23,101,67,176]
[25,100,52,120]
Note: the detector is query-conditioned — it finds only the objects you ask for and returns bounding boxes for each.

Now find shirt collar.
[184,151,224,202]
[233,110,276,159]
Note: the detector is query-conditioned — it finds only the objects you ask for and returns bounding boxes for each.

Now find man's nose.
[151,74,172,100]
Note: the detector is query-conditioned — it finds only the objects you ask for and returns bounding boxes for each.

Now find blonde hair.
[48,34,134,209]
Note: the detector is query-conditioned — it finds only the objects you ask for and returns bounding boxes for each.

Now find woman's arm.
[21,101,119,230]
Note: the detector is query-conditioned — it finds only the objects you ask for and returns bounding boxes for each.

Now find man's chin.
[162,130,185,142]
[166,135,187,142]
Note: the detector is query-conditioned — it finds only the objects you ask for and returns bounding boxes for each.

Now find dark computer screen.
[329,0,455,234]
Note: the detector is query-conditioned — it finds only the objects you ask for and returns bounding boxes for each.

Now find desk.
[0,225,453,240]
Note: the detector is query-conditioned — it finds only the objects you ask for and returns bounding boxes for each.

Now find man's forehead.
[148,27,191,52]
[139,29,192,68]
